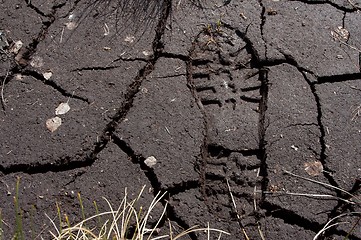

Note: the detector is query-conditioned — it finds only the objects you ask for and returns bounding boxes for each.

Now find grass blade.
[14,176,24,240]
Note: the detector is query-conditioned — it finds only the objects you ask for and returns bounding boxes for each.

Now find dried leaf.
[304,161,323,176]
[46,117,62,132]
[142,50,151,56]
[144,156,157,168]
[55,102,70,115]
[331,26,349,41]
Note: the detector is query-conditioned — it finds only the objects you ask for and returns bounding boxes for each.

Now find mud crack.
[261,48,360,239]
[89,0,172,163]
[301,72,344,190]
[318,72,361,83]
[71,65,121,72]
[258,0,268,61]
[111,131,198,239]
[21,68,89,102]
[17,1,67,68]
[0,0,172,175]
[0,1,69,111]
[289,0,360,12]
[289,61,360,234]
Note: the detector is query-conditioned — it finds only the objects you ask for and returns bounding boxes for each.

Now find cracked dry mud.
[1,0,361,239]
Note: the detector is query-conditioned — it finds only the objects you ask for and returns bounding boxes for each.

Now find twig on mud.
[338,40,361,53]
[257,224,266,240]
[347,0,361,10]
[226,179,250,240]
[351,104,361,121]
[260,190,355,204]
[350,85,361,91]
[313,212,361,240]
[0,48,12,112]
[1,67,10,110]
[60,26,65,43]
[253,168,266,240]
[253,168,260,212]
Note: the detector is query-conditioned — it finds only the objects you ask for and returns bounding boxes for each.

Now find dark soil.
[0,0,360,239]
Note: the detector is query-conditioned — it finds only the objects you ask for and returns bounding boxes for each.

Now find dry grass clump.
[48,186,229,240]
[0,181,229,240]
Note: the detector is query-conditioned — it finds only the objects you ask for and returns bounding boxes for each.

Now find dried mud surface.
[0,0,361,239]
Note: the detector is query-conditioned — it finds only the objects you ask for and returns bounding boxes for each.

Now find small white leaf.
[142,50,151,56]
[65,22,77,30]
[46,117,62,132]
[144,156,157,168]
[15,74,23,80]
[43,71,52,80]
[55,102,70,115]
[124,35,135,43]
[291,145,298,151]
